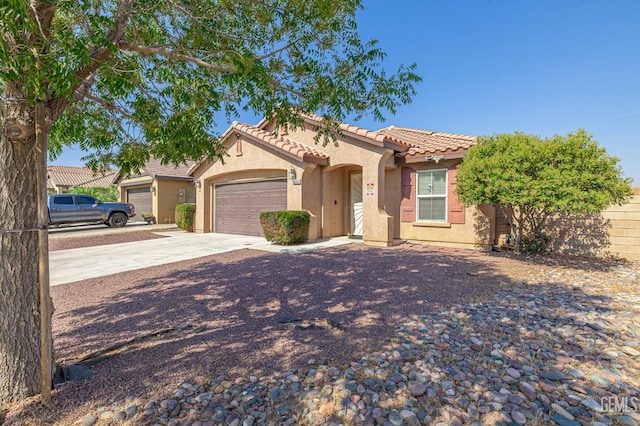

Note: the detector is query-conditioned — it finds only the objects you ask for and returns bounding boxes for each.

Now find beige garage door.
[215,179,287,236]
[127,187,152,222]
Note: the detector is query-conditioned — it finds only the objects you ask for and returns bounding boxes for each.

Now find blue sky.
[53,0,640,184]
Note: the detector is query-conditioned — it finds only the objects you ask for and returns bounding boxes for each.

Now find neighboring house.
[189,115,496,249]
[114,158,196,222]
[47,165,117,194]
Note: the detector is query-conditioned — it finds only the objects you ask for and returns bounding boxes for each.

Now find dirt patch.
[48,232,168,251]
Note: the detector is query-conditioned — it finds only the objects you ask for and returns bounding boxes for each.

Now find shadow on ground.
[5,245,639,425]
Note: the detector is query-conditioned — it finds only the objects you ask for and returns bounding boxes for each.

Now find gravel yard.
[2,243,639,426]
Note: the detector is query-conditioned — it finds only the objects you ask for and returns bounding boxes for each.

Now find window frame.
[416,168,448,223]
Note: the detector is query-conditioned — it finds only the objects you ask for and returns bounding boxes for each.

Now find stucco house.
[114,157,196,223]
[47,165,117,194]
[189,116,496,248]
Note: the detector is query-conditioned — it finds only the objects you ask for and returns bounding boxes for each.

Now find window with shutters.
[416,169,447,222]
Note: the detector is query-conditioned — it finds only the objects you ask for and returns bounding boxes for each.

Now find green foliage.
[260,210,310,245]
[73,185,118,201]
[1,0,420,174]
[456,130,633,252]
[175,203,196,231]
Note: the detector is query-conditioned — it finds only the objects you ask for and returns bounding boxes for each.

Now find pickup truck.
[48,194,136,227]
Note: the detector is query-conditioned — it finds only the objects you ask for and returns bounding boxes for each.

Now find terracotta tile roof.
[47,166,117,189]
[378,126,477,157]
[232,122,329,165]
[142,157,196,180]
[300,114,410,151]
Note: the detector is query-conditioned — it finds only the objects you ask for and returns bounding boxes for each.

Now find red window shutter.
[448,166,465,224]
[400,167,416,222]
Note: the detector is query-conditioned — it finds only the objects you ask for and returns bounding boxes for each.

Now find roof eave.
[153,175,194,181]
[239,129,327,165]
[395,149,468,164]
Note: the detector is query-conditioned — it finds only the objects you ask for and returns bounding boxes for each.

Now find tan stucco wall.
[399,205,494,249]
[602,188,640,261]
[192,138,297,234]
[286,124,397,245]
[192,122,494,249]
[118,176,194,222]
[192,124,397,244]
[394,160,494,250]
[156,179,196,223]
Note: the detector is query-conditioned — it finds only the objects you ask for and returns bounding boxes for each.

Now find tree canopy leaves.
[1,0,421,174]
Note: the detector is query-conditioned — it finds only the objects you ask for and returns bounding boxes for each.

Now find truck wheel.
[108,213,128,227]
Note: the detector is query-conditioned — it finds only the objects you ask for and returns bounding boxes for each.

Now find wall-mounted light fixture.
[149,186,156,194]
[193,179,202,189]
[289,167,297,181]
[425,154,444,164]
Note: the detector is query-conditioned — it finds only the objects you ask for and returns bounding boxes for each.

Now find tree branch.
[117,42,235,73]
[84,93,136,121]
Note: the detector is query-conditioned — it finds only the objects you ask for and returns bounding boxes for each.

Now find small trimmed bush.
[175,203,196,231]
[260,210,310,245]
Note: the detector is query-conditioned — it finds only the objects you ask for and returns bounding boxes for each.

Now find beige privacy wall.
[494,188,640,262]
[604,187,640,261]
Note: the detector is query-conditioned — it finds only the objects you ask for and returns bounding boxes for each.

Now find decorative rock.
[507,368,521,379]
[519,382,536,401]
[388,410,403,426]
[318,402,334,416]
[490,350,503,359]
[617,415,638,426]
[511,410,527,425]
[539,381,556,393]
[621,346,640,357]
[551,403,575,420]
[566,369,585,379]
[581,398,604,413]
[408,381,426,396]
[540,371,568,382]
[590,375,612,388]
[98,411,114,420]
[82,415,97,426]
[68,259,640,426]
[599,368,624,383]
[551,413,582,426]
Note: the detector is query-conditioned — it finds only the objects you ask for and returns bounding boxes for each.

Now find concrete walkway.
[49,231,356,286]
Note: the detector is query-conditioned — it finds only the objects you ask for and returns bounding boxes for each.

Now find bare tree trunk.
[0,85,53,403]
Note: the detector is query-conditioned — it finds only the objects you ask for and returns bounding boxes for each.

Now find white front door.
[350,173,363,237]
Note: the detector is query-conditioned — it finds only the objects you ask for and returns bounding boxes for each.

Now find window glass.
[52,196,74,205]
[77,196,97,205]
[416,169,447,222]
[417,170,446,195]
[418,198,447,221]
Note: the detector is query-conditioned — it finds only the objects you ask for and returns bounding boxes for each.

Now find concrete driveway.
[49,231,355,286]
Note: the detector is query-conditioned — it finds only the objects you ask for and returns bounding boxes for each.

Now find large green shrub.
[260,210,310,245]
[175,203,196,231]
[456,130,633,253]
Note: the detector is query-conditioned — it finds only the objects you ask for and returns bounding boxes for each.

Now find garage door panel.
[127,187,152,222]
[215,179,287,236]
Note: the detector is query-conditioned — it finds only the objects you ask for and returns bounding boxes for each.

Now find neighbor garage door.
[127,187,152,222]
[215,179,287,236]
